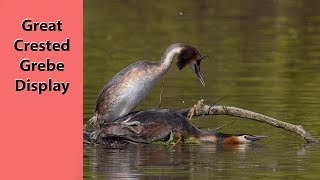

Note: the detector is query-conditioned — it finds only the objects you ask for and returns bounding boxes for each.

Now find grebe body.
[93,43,207,127]
[94,109,267,144]
[96,61,162,123]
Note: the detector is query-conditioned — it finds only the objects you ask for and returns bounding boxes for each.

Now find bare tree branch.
[177,99,319,144]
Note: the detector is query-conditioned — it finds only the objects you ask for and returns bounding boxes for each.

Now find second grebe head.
[223,134,268,144]
[175,44,207,86]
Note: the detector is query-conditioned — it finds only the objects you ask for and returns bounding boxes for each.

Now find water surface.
[84,0,320,179]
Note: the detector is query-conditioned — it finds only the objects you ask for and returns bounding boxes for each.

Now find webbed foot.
[121,121,141,134]
[121,121,140,126]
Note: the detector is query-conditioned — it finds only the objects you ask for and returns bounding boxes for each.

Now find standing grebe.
[92,43,207,127]
[86,109,267,144]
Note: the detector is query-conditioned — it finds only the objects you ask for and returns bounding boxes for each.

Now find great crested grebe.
[86,109,267,144]
[91,43,207,127]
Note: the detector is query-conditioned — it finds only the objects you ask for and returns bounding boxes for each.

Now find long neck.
[159,44,184,73]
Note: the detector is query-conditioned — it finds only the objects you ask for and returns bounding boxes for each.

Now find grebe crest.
[162,43,207,86]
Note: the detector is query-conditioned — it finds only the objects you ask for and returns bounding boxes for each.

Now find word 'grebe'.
[92,43,207,127]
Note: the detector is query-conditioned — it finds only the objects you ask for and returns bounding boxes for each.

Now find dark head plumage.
[163,43,207,86]
[176,45,206,70]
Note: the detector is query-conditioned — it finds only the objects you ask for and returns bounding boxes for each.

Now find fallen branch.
[177,99,319,144]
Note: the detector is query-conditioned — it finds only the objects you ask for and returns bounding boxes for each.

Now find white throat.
[160,45,183,70]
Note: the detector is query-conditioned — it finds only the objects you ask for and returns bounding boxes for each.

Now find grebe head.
[223,134,267,144]
[173,44,207,86]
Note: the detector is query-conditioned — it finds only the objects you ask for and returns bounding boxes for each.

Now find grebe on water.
[91,43,207,127]
[86,109,267,144]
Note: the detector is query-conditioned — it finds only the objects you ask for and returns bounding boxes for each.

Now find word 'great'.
[22,18,62,31]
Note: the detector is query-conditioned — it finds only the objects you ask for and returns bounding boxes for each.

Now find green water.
[84,0,320,179]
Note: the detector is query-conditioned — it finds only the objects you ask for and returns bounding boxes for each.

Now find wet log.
[177,99,320,144]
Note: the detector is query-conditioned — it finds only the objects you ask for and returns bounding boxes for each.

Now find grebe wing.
[95,61,158,117]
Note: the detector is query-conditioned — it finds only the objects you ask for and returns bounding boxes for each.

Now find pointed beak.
[246,135,268,142]
[194,65,205,86]
[198,55,208,61]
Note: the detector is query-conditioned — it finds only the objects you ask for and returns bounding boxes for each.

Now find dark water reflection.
[84,143,320,179]
[84,0,320,179]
